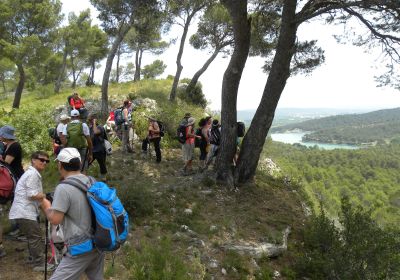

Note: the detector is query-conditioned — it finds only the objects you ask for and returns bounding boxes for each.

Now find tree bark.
[134,48,143,81]
[70,55,77,88]
[186,47,222,95]
[86,60,95,86]
[169,13,194,101]
[101,27,130,118]
[12,64,25,109]
[1,74,6,93]
[215,0,251,186]
[55,49,68,93]
[236,0,298,184]
[116,45,121,83]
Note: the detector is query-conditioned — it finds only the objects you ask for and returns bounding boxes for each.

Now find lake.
[270,132,360,150]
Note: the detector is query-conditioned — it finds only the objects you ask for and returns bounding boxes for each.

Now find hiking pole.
[45,218,48,280]
[81,148,89,172]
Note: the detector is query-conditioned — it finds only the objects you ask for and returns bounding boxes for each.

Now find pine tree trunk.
[236,0,298,184]
[186,47,221,95]
[101,27,129,118]
[215,0,251,186]
[12,64,25,109]
[116,45,121,83]
[134,48,141,81]
[169,14,194,101]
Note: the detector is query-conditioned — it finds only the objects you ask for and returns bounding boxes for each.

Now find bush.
[117,183,155,222]
[294,197,400,279]
[177,79,207,109]
[0,105,54,156]
[124,237,204,280]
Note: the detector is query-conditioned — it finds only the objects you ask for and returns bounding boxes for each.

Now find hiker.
[119,100,133,153]
[88,114,108,181]
[8,151,53,271]
[53,114,70,155]
[182,117,201,175]
[205,119,221,168]
[180,112,191,126]
[69,92,88,120]
[141,117,161,163]
[0,125,24,256]
[40,148,104,279]
[0,125,24,180]
[61,109,93,173]
[198,117,210,169]
[106,109,115,132]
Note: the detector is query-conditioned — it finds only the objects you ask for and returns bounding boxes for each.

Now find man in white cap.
[40,148,104,279]
[61,110,92,173]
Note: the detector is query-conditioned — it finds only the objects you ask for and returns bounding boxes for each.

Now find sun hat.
[55,147,81,163]
[60,114,70,121]
[0,125,16,140]
[187,117,195,125]
[70,109,80,117]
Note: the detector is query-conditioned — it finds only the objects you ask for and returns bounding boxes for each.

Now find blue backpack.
[63,177,129,252]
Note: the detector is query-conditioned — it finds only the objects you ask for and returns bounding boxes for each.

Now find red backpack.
[0,162,16,204]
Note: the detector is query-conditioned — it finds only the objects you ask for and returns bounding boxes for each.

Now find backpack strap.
[61,176,96,193]
[60,176,97,241]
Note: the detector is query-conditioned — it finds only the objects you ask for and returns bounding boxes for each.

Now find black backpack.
[237,122,245,137]
[210,127,221,145]
[48,127,62,145]
[177,124,187,144]
[195,128,202,148]
[67,95,74,106]
[114,107,124,125]
[157,121,165,137]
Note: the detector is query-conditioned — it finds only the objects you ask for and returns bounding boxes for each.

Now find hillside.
[0,82,307,279]
[0,144,306,280]
[263,139,400,226]
[1,82,399,279]
[271,107,400,145]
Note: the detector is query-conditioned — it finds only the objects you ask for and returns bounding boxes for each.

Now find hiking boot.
[7,228,20,237]
[33,262,55,272]
[0,246,6,258]
[25,256,43,265]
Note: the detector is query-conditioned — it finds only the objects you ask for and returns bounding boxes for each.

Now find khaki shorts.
[182,143,194,162]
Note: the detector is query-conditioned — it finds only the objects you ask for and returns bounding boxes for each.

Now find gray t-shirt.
[51,174,92,242]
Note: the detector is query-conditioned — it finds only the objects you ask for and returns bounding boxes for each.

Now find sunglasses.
[36,158,50,163]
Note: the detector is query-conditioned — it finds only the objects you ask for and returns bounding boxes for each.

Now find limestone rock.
[222,227,291,259]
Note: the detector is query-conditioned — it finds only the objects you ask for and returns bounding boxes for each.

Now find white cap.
[70,109,80,117]
[56,148,81,163]
[60,114,70,121]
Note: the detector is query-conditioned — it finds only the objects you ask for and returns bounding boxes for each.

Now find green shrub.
[177,79,207,109]
[0,105,54,156]
[117,183,155,222]
[124,238,196,280]
[295,197,400,279]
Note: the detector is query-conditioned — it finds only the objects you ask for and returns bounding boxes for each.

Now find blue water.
[270,132,360,150]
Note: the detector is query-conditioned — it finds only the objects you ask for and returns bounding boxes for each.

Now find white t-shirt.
[9,166,42,221]
[57,123,66,136]
[62,120,90,136]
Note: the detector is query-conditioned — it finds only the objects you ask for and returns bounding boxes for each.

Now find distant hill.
[237,108,370,127]
[271,107,400,145]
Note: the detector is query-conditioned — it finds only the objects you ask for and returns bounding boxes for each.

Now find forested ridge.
[271,107,400,145]
[263,139,400,226]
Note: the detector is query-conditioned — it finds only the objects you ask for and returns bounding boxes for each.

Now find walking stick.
[81,148,89,172]
[45,218,48,280]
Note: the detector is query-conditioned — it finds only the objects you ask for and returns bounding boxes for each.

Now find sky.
[61,0,400,111]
